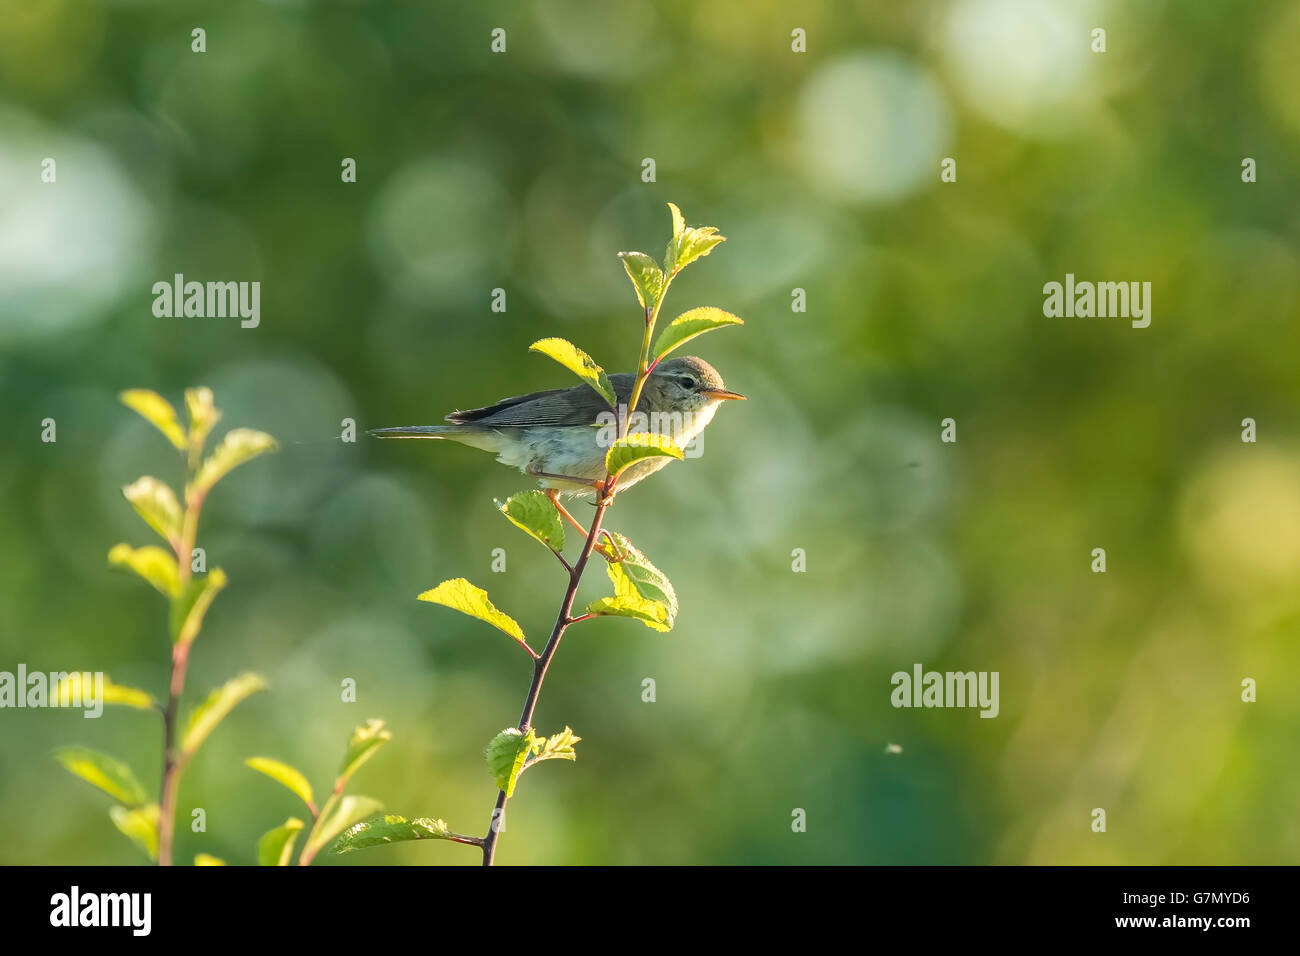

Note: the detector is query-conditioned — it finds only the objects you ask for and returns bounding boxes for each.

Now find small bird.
[369,355,743,519]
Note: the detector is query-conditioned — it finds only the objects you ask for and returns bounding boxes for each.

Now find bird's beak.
[702,388,746,402]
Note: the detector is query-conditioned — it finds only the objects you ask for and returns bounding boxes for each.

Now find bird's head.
[641,356,745,417]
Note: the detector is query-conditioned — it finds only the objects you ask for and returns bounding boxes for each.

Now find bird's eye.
[677,377,695,389]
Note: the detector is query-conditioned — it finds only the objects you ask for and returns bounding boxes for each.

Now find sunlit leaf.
[245,757,314,810]
[55,673,157,711]
[528,337,618,408]
[418,579,526,645]
[652,307,744,361]
[333,813,454,854]
[496,490,564,554]
[604,433,683,480]
[120,389,187,451]
[663,203,725,275]
[600,531,678,629]
[587,560,672,632]
[191,428,278,497]
[169,568,228,645]
[54,747,148,806]
[122,476,183,546]
[523,726,581,774]
[108,543,180,598]
[180,672,267,757]
[485,728,533,798]
[257,817,305,866]
[618,251,666,312]
[184,387,221,450]
[338,718,392,786]
[302,795,383,860]
[110,804,159,861]
[194,853,226,866]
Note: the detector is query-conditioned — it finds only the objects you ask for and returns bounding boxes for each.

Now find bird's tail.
[367,424,502,453]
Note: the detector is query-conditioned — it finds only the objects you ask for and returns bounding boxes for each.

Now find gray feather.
[445,374,635,428]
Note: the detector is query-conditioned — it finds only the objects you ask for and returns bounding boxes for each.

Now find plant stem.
[480,495,611,866]
[157,640,191,866]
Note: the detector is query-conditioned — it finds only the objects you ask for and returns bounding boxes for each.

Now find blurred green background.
[2,0,1299,865]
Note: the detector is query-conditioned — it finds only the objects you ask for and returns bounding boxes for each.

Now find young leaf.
[339,718,392,786]
[302,795,384,860]
[180,672,267,757]
[605,433,684,480]
[120,389,187,451]
[257,817,305,866]
[108,543,180,598]
[122,476,183,546]
[333,813,454,854]
[169,568,228,645]
[55,673,157,711]
[618,251,666,312]
[485,728,534,798]
[110,804,160,861]
[651,307,744,361]
[663,203,725,276]
[600,531,678,628]
[496,490,564,554]
[587,560,672,632]
[54,747,148,806]
[184,386,221,450]
[194,853,226,866]
[528,338,618,408]
[191,428,278,497]
[418,578,526,645]
[245,757,315,811]
[523,726,581,773]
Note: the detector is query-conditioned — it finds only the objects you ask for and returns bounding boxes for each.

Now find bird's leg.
[545,488,589,537]
[543,488,624,562]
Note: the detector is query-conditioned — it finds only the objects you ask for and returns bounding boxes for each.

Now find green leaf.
[110,804,159,861]
[528,337,618,408]
[120,389,187,451]
[618,251,666,313]
[485,728,533,798]
[108,543,180,598]
[604,433,684,480]
[333,813,454,854]
[496,490,564,554]
[169,568,228,645]
[663,202,725,275]
[54,673,157,711]
[338,718,392,786]
[54,747,148,806]
[121,476,183,546]
[302,795,384,860]
[257,817,305,866]
[524,726,581,771]
[600,531,678,629]
[245,757,315,810]
[181,672,267,757]
[652,307,744,361]
[191,428,278,497]
[194,853,226,866]
[184,386,221,450]
[418,578,526,645]
[587,560,672,632]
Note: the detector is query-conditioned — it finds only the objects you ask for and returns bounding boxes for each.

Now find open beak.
[702,388,746,401]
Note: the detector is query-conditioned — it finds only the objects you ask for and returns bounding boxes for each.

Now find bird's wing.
[446,374,635,427]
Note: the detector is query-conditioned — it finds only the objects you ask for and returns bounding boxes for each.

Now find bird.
[369,355,743,528]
